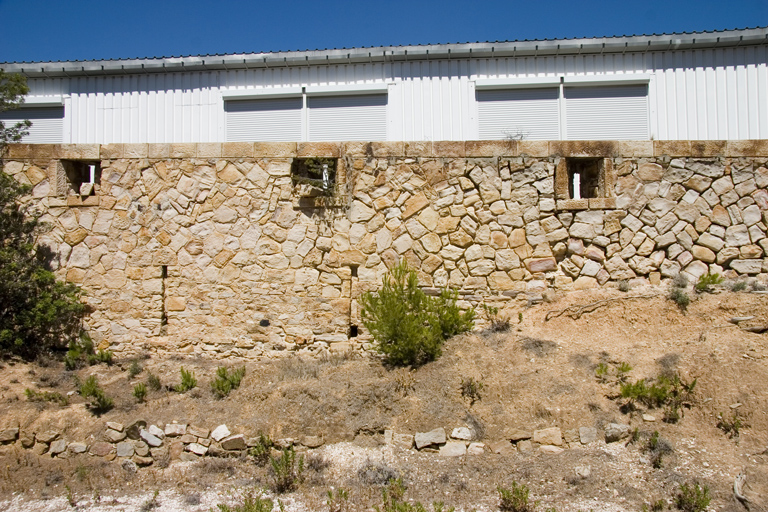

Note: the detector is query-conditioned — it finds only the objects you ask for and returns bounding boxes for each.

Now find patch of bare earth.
[0,286,766,511]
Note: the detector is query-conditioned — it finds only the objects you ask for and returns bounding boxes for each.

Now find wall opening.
[349,325,358,338]
[61,160,101,196]
[291,157,338,196]
[160,265,168,334]
[567,158,602,199]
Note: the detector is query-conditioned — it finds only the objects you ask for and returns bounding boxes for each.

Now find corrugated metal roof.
[2,26,767,78]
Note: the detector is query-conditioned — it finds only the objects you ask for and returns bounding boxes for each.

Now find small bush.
[77,375,114,414]
[498,483,537,512]
[375,479,455,512]
[619,373,696,421]
[695,273,723,293]
[671,273,689,289]
[460,377,484,405]
[481,303,510,332]
[24,388,68,406]
[214,493,276,512]
[669,288,690,311]
[211,366,246,399]
[716,412,744,439]
[361,260,474,367]
[174,367,197,393]
[147,372,162,391]
[327,488,350,512]
[642,499,666,512]
[675,482,711,512]
[128,360,143,378]
[133,382,147,403]
[730,281,748,292]
[248,433,274,467]
[269,447,304,493]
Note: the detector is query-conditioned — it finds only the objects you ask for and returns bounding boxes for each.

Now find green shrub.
[24,388,69,406]
[498,483,537,512]
[669,288,690,311]
[375,479,455,512]
[327,488,350,512]
[695,272,723,293]
[77,375,114,414]
[214,493,276,512]
[248,433,274,466]
[716,412,744,439]
[128,360,143,378]
[618,280,630,292]
[671,273,689,289]
[175,367,197,393]
[147,372,162,391]
[361,260,475,367]
[619,373,696,421]
[460,377,484,405]
[211,366,246,399]
[730,281,748,292]
[675,482,711,512]
[481,303,510,332]
[133,382,147,403]
[269,447,304,493]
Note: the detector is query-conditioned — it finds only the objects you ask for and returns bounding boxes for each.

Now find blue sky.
[1,0,766,63]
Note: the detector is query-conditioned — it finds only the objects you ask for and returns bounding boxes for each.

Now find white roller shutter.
[565,84,649,140]
[477,88,560,140]
[225,97,302,142]
[0,106,64,143]
[307,94,387,142]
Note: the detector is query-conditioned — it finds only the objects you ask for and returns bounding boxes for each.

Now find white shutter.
[225,97,302,142]
[0,106,64,143]
[565,84,649,140]
[476,88,560,140]
[307,94,387,142]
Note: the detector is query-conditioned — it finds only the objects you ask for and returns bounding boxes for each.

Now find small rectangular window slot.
[567,158,602,199]
[350,265,358,278]
[291,157,338,197]
[160,265,168,332]
[349,325,358,338]
[61,160,101,197]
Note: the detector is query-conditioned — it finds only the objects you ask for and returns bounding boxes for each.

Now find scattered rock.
[49,439,68,456]
[148,425,165,440]
[574,466,591,478]
[140,429,163,447]
[642,414,656,422]
[126,421,146,440]
[89,442,113,457]
[35,431,59,444]
[106,421,124,432]
[517,440,533,453]
[533,427,563,446]
[187,443,208,456]
[188,426,210,438]
[604,423,631,443]
[415,428,447,449]
[507,430,531,441]
[439,441,467,457]
[134,441,150,457]
[393,434,414,450]
[68,442,88,454]
[579,427,598,444]
[451,427,473,440]
[211,425,231,442]
[221,434,247,451]
[0,428,19,443]
[133,455,154,466]
[104,428,127,443]
[468,442,485,455]
[116,441,135,458]
[164,423,187,437]
[488,441,514,455]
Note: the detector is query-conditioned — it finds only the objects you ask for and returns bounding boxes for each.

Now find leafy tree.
[0,71,85,358]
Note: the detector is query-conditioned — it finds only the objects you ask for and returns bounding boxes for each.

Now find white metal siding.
[225,97,302,142]
[0,106,64,143]
[477,88,560,140]
[307,94,387,141]
[19,45,768,143]
[565,85,649,140]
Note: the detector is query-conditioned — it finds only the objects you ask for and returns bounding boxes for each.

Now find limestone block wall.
[3,140,768,359]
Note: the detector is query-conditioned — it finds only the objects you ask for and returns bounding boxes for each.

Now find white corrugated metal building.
[2,27,767,144]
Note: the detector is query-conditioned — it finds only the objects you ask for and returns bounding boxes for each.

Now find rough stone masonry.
[3,139,768,359]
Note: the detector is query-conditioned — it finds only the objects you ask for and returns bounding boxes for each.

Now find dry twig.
[545,294,657,321]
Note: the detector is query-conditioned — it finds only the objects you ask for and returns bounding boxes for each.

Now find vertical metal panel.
[565,84,649,140]
[307,94,387,141]
[0,106,64,143]
[477,88,560,140]
[225,97,302,141]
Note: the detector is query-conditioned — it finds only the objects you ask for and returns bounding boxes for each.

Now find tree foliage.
[0,71,85,358]
[360,260,475,367]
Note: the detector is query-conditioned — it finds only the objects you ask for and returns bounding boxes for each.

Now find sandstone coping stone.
[164,423,187,437]
[0,428,19,443]
[221,434,247,451]
[186,443,208,456]
[451,427,472,440]
[415,428,447,449]
[35,431,59,444]
[488,441,514,455]
[439,441,467,457]
[89,441,114,457]
[604,423,631,443]
[133,455,154,466]
[467,442,486,455]
[139,429,163,447]
[49,439,68,456]
[579,427,598,444]
[116,441,135,458]
[211,425,231,442]
[507,430,532,442]
[533,427,563,446]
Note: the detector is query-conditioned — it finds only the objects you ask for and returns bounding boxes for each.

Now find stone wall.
[3,140,768,359]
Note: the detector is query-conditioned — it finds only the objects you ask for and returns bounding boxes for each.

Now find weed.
[128,360,143,378]
[140,490,160,512]
[642,431,672,468]
[594,361,632,384]
[211,366,246,399]
[642,499,666,512]
[460,377,484,405]
[248,433,274,466]
[89,349,114,366]
[77,375,114,414]
[147,372,162,391]
[327,488,350,512]
[375,479,455,512]
[24,388,68,406]
[358,461,399,486]
[498,482,537,512]
[518,312,523,323]
[730,281,748,292]
[394,368,416,396]
[671,273,689,289]
[620,373,696,420]
[716,412,744,439]
[674,482,711,512]
[214,492,275,512]
[74,464,89,482]
[269,447,304,493]
[175,367,197,393]
[64,332,95,370]
[65,485,76,507]
[595,363,609,383]
[695,273,723,293]
[276,358,320,381]
[481,303,510,332]
[133,382,147,403]
[669,288,690,311]
[618,280,630,292]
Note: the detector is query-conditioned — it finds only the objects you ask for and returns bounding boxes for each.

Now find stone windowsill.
[556,197,616,211]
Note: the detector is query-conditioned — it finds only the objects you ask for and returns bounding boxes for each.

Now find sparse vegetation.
[460,377,484,405]
[695,272,723,293]
[211,366,246,399]
[481,303,510,332]
[716,411,744,439]
[174,367,197,393]
[498,483,537,512]
[618,280,630,292]
[327,488,350,512]
[140,490,160,512]
[247,433,274,466]
[133,382,147,403]
[619,373,696,422]
[669,288,690,311]
[674,482,711,512]
[24,388,68,406]
[730,280,748,292]
[375,479,455,512]
[77,375,114,414]
[361,260,474,367]
[147,372,162,391]
[213,492,276,512]
[128,360,143,378]
[269,447,304,493]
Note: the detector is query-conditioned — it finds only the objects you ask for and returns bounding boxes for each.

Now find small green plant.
[128,360,143,378]
[213,492,276,512]
[65,484,77,507]
[327,488,350,512]
[671,273,688,289]
[77,375,114,414]
[642,499,666,512]
[147,372,162,391]
[460,377,484,405]
[133,382,147,403]
[498,483,537,512]
[594,361,632,384]
[518,312,523,323]
[730,281,748,292]
[716,412,744,439]
[248,433,274,466]
[211,366,246,399]
[669,288,690,311]
[360,260,475,367]
[374,479,454,512]
[269,447,304,493]
[618,280,630,292]
[619,373,696,420]
[24,388,69,406]
[642,431,672,468]
[140,490,160,512]
[595,363,610,383]
[674,482,711,512]
[175,367,197,393]
[695,273,723,293]
[90,349,114,366]
[481,303,510,332]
